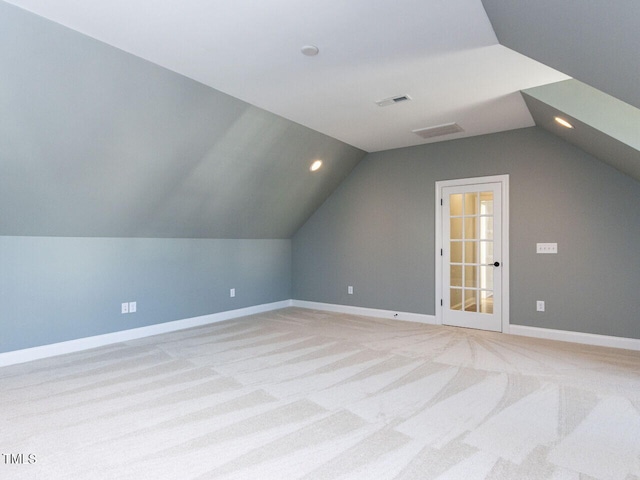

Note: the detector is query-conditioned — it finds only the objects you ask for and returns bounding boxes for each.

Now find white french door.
[437,177,508,332]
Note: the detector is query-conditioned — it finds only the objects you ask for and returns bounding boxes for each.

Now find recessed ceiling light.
[310,160,323,171]
[554,116,574,129]
[301,45,319,56]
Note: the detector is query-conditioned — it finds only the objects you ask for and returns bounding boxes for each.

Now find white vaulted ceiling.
[3,0,570,152]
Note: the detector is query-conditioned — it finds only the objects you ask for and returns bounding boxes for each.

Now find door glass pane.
[465,266,478,288]
[464,217,477,239]
[450,218,463,239]
[465,290,478,312]
[464,193,478,215]
[450,265,462,287]
[480,241,493,264]
[480,192,493,215]
[450,194,463,216]
[444,185,500,327]
[451,288,462,310]
[464,241,478,264]
[480,291,494,314]
[480,217,493,239]
[450,241,462,263]
[480,266,494,290]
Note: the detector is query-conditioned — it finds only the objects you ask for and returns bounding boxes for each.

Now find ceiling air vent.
[375,94,412,107]
[412,122,464,139]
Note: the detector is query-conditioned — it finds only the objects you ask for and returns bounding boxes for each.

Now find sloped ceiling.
[2,1,638,240]
[523,80,640,182]
[482,0,640,183]
[1,0,569,152]
[482,0,640,111]
[0,3,364,238]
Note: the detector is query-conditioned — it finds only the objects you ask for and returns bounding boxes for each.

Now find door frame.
[435,175,510,333]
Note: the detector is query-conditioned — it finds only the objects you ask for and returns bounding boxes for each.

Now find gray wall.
[0,237,290,353]
[292,127,640,340]
[0,3,353,355]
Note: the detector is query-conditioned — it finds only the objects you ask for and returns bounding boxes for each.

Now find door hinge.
[440,198,443,206]
[440,248,443,256]
[441,299,443,306]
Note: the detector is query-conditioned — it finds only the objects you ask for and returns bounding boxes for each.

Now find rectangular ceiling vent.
[412,122,464,139]
[375,94,412,107]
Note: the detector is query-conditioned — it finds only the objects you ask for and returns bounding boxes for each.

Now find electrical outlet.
[121,302,129,314]
[348,286,354,295]
[230,288,235,298]
[536,243,558,254]
[129,301,137,313]
[536,300,545,312]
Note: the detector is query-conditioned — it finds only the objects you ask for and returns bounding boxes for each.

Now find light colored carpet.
[1,307,639,480]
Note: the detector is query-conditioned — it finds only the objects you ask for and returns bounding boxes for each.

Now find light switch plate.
[536,243,558,254]
[129,301,137,313]
[121,302,129,314]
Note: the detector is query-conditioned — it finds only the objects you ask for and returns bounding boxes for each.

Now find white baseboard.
[0,300,293,367]
[4,300,637,368]
[509,325,640,351]
[292,301,640,351]
[291,300,437,325]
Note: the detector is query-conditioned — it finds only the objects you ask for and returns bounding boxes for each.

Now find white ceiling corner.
[4,0,570,152]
